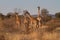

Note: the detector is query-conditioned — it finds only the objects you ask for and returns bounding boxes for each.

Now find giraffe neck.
[24,16,28,23]
[26,14,33,21]
[16,14,20,28]
[37,9,41,21]
[38,9,40,17]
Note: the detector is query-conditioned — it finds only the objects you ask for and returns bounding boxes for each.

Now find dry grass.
[0,17,60,40]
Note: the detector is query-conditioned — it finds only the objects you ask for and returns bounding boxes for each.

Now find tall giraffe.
[24,11,38,30]
[37,6,42,27]
[23,15,28,24]
[15,12,21,29]
[23,14,30,34]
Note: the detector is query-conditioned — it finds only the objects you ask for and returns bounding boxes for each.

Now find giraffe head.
[37,6,40,17]
[23,10,30,16]
[15,12,19,15]
[38,6,40,10]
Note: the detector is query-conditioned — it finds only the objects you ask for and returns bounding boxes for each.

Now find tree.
[6,12,14,18]
[14,8,21,14]
[0,13,4,20]
[41,8,49,16]
[41,8,52,22]
[55,12,60,18]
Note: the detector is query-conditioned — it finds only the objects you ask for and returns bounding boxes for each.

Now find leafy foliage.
[0,13,4,20]
[55,12,60,18]
[41,8,52,22]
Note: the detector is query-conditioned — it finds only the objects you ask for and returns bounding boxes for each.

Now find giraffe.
[37,6,42,28]
[15,12,21,29]
[24,11,38,31]
[23,15,28,24]
[23,14,30,33]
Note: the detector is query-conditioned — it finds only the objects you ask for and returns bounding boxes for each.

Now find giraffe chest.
[37,17,41,21]
[16,20,20,24]
[24,20,28,23]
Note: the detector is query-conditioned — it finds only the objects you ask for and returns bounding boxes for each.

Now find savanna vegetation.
[0,8,60,40]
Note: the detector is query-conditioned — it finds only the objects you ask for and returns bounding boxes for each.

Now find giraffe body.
[24,12,38,31]
[15,12,21,29]
[37,6,42,28]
